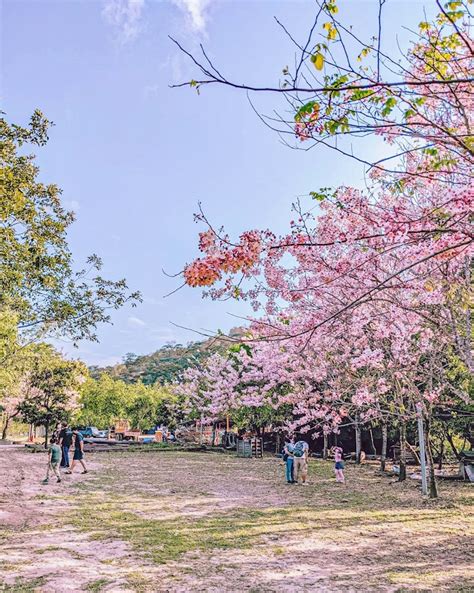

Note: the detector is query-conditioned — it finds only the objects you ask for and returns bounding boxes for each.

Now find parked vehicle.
[77,426,107,439]
[111,420,141,441]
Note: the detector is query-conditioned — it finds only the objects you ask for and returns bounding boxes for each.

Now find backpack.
[293,442,305,457]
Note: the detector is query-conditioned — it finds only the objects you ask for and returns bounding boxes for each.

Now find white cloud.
[127,316,147,328]
[171,0,212,33]
[102,0,214,44]
[102,0,145,43]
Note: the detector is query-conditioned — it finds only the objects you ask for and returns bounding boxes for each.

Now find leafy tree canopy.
[0,110,141,345]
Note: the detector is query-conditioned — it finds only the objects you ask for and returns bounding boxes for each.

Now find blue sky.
[2,0,432,366]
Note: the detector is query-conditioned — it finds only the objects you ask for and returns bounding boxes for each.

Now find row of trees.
[176,1,473,497]
[0,320,180,441]
[76,374,180,431]
[0,309,86,442]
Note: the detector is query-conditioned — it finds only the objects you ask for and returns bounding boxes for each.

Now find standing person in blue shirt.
[58,422,73,468]
[293,439,310,485]
[65,430,88,474]
[283,436,296,484]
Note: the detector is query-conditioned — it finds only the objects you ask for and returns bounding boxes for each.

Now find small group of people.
[283,436,345,484]
[162,429,176,443]
[43,422,88,484]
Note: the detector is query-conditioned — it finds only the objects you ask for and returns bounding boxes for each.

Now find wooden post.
[226,415,230,432]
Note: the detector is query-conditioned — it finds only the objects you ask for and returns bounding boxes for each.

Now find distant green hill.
[89,327,245,385]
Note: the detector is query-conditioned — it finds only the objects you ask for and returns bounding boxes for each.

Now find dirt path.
[0,448,472,592]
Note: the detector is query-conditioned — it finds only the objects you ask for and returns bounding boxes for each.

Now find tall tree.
[0,110,141,345]
[18,345,86,447]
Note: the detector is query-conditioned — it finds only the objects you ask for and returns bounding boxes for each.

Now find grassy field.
[0,447,472,592]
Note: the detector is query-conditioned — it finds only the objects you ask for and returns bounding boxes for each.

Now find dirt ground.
[0,446,472,593]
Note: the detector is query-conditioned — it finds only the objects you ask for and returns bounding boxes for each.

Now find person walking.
[42,436,62,484]
[293,439,310,485]
[58,422,73,468]
[66,430,88,474]
[283,436,296,484]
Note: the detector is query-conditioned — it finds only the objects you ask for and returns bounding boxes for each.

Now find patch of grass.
[72,496,409,565]
[85,578,111,592]
[35,545,62,554]
[386,567,474,588]
[273,546,285,555]
[0,531,13,544]
[71,502,267,563]
[0,565,21,573]
[126,572,150,593]
[0,576,47,592]
[35,523,60,533]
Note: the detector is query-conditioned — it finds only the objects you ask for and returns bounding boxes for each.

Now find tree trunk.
[1,417,10,441]
[369,427,377,455]
[380,422,388,472]
[425,420,439,499]
[323,433,328,460]
[199,419,203,445]
[446,430,461,460]
[2,410,20,441]
[355,417,362,464]
[275,432,281,455]
[399,421,407,482]
[437,436,445,471]
[44,422,50,449]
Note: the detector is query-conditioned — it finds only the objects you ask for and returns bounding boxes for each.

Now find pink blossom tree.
[174,1,473,498]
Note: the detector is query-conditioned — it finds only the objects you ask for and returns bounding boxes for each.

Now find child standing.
[334,446,345,483]
[43,437,62,484]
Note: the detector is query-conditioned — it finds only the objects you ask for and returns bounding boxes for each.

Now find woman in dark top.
[59,422,73,467]
[65,430,88,474]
